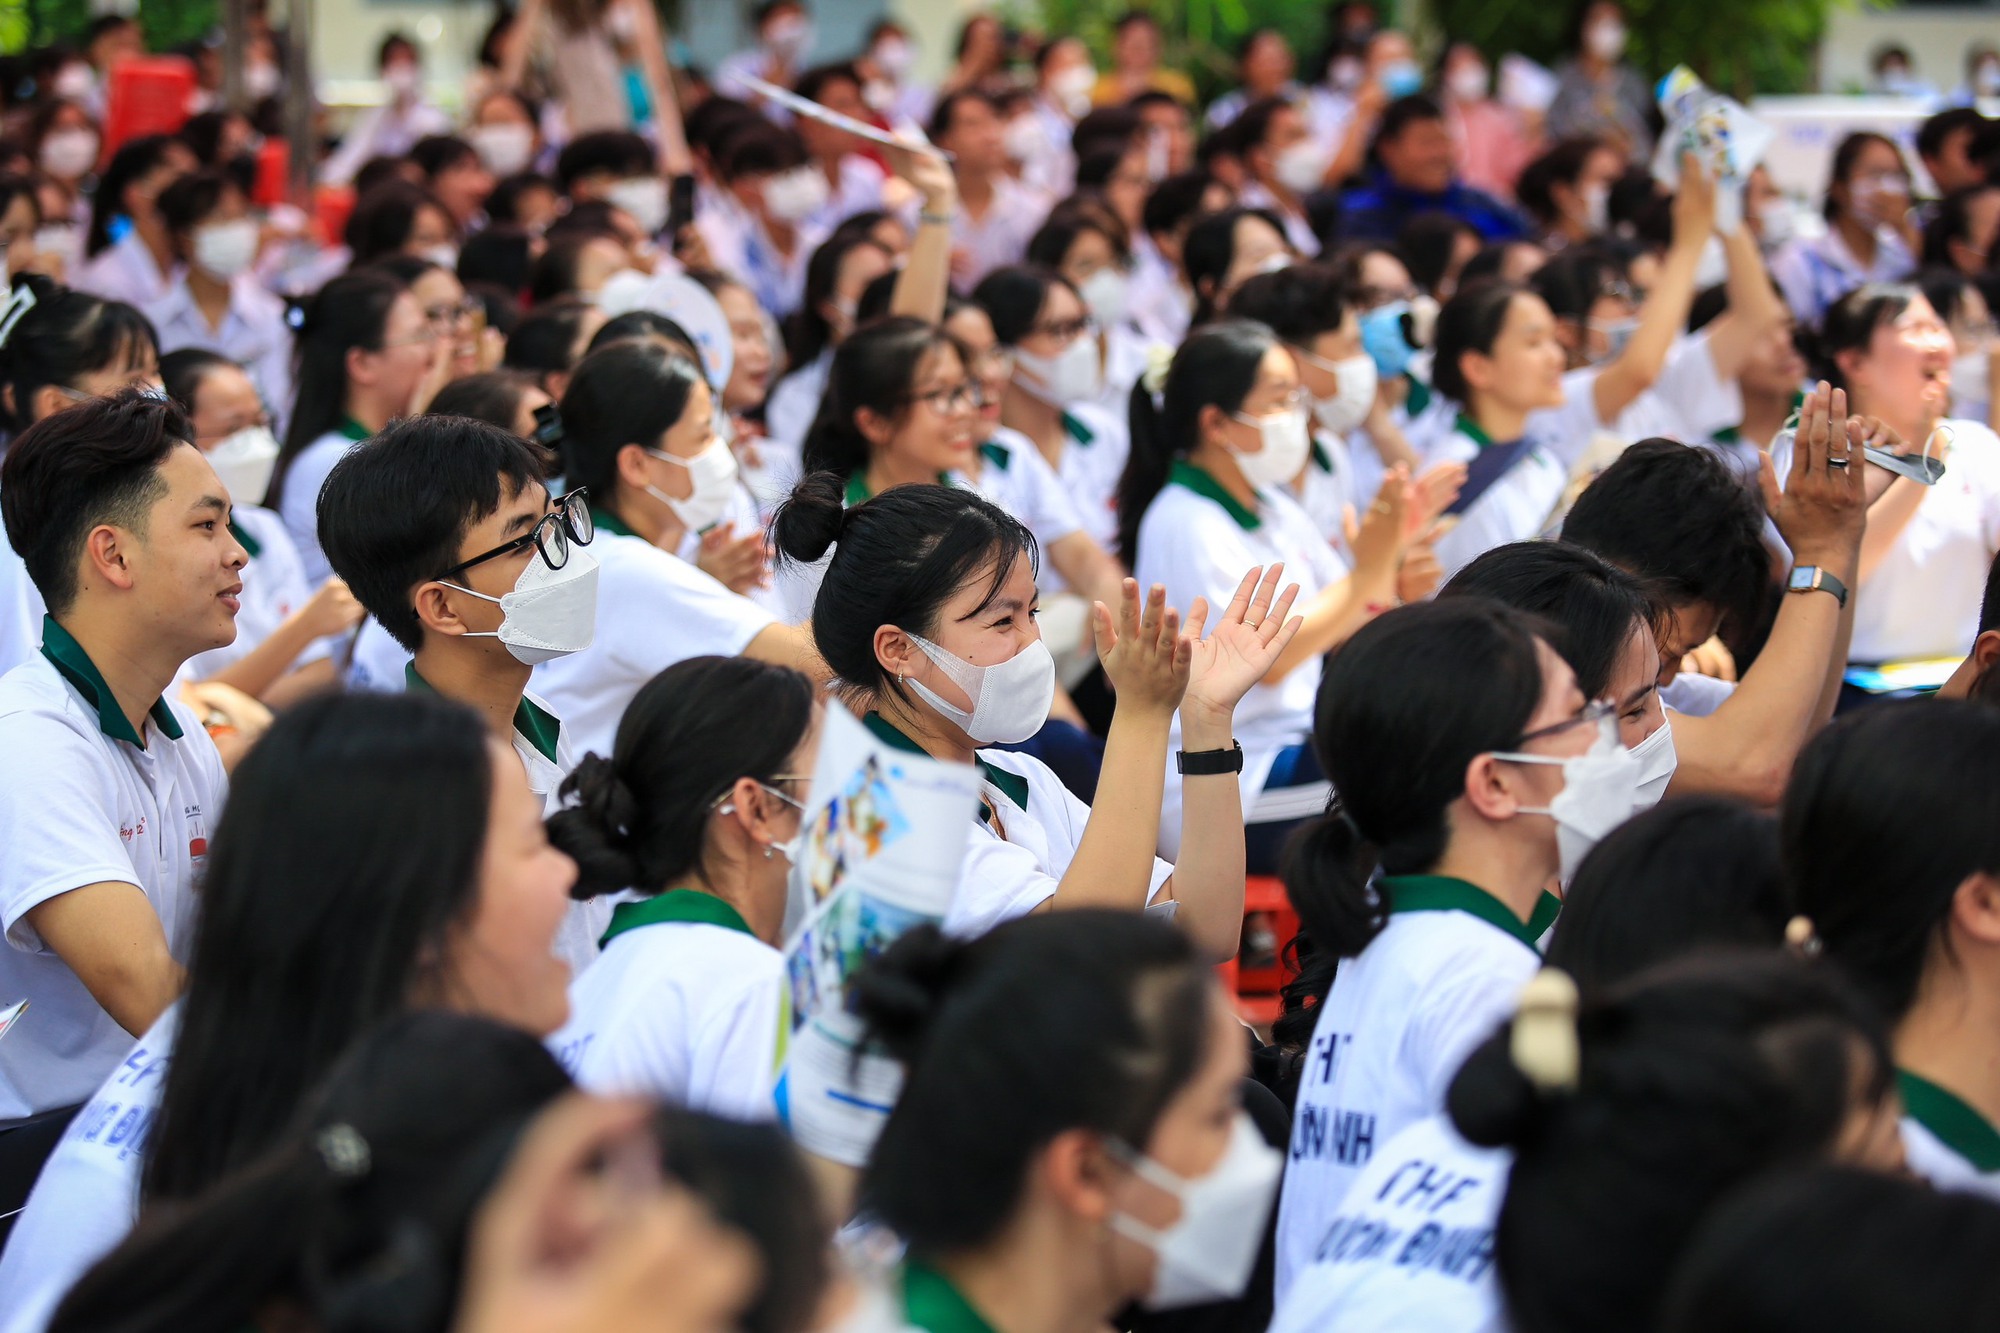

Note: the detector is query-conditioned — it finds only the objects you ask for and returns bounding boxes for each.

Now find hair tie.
[1510,969,1581,1093]
[0,282,37,351]
[1784,914,1823,959]
[316,1123,372,1179]
[1140,342,1172,397]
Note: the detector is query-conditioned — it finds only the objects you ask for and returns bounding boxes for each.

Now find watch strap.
[1177,741,1244,775]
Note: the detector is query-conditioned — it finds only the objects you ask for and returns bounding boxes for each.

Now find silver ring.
[1828,457,1851,469]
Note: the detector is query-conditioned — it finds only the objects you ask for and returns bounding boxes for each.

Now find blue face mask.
[1380,60,1424,99]
[1360,302,1417,381]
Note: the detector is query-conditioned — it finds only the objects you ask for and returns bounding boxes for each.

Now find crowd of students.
[2,0,2000,1328]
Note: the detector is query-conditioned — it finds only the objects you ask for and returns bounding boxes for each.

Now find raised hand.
[1344,466,1414,575]
[1094,578,1190,719]
[1180,564,1304,723]
[1761,380,1867,569]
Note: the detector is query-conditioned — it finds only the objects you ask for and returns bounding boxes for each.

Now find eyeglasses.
[436,488,594,581]
[1030,315,1096,343]
[714,774,811,816]
[969,347,1015,377]
[425,298,483,327]
[1501,698,1615,753]
[1233,389,1312,421]
[909,380,987,415]
[381,326,441,350]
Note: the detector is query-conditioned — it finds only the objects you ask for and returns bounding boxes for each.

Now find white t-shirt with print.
[0,1008,178,1333]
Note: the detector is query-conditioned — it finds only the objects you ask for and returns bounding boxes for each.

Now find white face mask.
[1328,56,1364,91]
[33,224,79,272]
[1494,712,1645,885]
[1585,21,1627,61]
[1953,346,1991,409]
[1229,406,1312,489]
[1579,182,1610,234]
[1447,64,1490,102]
[607,176,669,235]
[470,122,536,177]
[905,633,1056,745]
[1298,348,1378,435]
[423,243,460,271]
[1274,139,1328,195]
[1627,714,1677,809]
[51,64,95,103]
[193,218,260,279]
[863,78,897,111]
[765,15,813,63]
[1078,268,1130,329]
[1755,198,1797,250]
[1979,62,2000,96]
[1013,334,1101,406]
[1588,316,1639,365]
[1052,64,1096,117]
[245,61,282,100]
[443,545,600,666]
[646,436,740,533]
[38,127,99,180]
[873,38,914,79]
[1109,1114,1284,1310]
[1003,115,1045,163]
[383,63,422,99]
[763,166,830,224]
[205,425,280,505]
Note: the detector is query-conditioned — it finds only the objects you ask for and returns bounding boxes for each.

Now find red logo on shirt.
[189,837,207,858]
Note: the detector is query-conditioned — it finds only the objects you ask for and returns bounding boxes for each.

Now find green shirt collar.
[1310,437,1335,473]
[1380,874,1544,953]
[1898,1070,2000,1172]
[1711,425,1742,446]
[1455,413,1499,449]
[978,440,1010,471]
[902,1262,998,1333]
[227,517,262,559]
[1168,459,1261,532]
[39,617,183,747]
[846,470,954,506]
[600,888,754,949]
[338,417,373,443]
[1526,890,1562,941]
[1061,410,1095,446]
[590,505,638,538]
[862,710,1030,814]
[1404,375,1432,417]
[404,662,563,765]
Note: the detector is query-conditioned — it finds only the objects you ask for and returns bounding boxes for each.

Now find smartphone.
[667,173,696,238]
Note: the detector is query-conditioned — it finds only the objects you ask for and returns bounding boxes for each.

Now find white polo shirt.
[0,1008,178,1333]
[551,890,784,1121]
[1898,1069,2000,1202]
[1270,1114,1509,1333]
[966,427,1086,590]
[863,713,1172,939]
[1428,376,1603,580]
[1048,402,1132,558]
[1133,463,1348,856]
[184,508,330,682]
[1613,332,1743,447]
[70,232,178,309]
[277,420,373,587]
[1276,875,1554,1302]
[1289,433,1358,552]
[529,509,778,762]
[0,621,223,1120]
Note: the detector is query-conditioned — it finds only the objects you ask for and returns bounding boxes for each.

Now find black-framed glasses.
[1503,698,1614,753]
[437,488,594,582]
[1030,315,1096,343]
[909,380,986,415]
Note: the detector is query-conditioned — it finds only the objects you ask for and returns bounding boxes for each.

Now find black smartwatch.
[1787,565,1849,609]
[1177,741,1245,775]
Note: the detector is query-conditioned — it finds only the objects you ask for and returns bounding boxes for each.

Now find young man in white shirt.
[317,415,610,973]
[0,391,242,1201]
[932,90,1051,289]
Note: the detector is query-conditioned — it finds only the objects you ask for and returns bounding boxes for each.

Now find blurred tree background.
[2,0,218,54]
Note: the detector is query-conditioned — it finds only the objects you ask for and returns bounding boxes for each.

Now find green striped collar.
[404,662,563,764]
[39,616,183,747]
[600,888,754,949]
[1898,1070,2000,1172]
[862,710,1029,814]
[845,469,954,506]
[1168,459,1261,532]
[902,1262,997,1333]
[1381,874,1544,952]
[338,417,373,443]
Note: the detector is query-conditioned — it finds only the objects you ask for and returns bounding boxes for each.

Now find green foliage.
[3,0,218,55]
[1014,0,1334,105]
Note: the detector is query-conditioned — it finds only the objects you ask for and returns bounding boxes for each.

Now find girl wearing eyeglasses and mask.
[775,477,1294,958]
[853,911,1285,1332]
[533,340,820,762]
[1272,598,1643,1302]
[546,655,816,1118]
[1119,319,1422,869]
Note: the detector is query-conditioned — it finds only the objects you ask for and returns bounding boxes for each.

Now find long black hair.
[798,315,959,480]
[0,273,158,435]
[141,692,499,1206]
[557,339,706,508]
[86,133,182,259]
[270,267,407,507]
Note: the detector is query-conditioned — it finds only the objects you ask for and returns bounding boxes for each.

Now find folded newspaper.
[1651,66,1774,237]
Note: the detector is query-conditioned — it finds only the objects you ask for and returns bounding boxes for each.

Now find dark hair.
[485,171,557,227]
[714,121,808,183]
[457,223,535,293]
[1118,318,1274,563]
[1448,953,1891,1333]
[793,60,860,107]
[554,130,652,192]
[1515,136,1605,230]
[1811,281,1921,393]
[159,346,238,418]
[1546,797,1788,997]
[1397,212,1477,298]
[523,230,611,305]
[1981,547,2000,636]
[140,691,499,1203]
[855,911,1211,1252]
[345,180,454,265]
[1370,94,1445,161]
[927,88,996,146]
[353,155,419,199]
[1561,438,1770,637]
[409,133,479,181]
[1917,106,1986,166]
[1141,170,1215,241]
[1915,266,1980,336]
[0,387,192,614]
[317,414,549,652]
[377,29,420,68]
[784,224,892,370]
[272,268,408,507]
[1072,104,1143,161]
[798,315,959,480]
[1225,260,1354,346]
[551,656,816,900]
[0,273,159,436]
[773,475,1036,700]
[684,98,765,167]
[1439,540,1662,700]
[1660,1167,2000,1333]
[1026,197,1131,271]
[1783,699,2000,1019]
[1824,131,1905,223]
[970,263,1071,346]
[87,133,184,259]
[504,296,597,377]
[586,308,701,360]
[1181,205,1290,324]
[558,340,705,505]
[53,1013,571,1333]
[1925,187,2000,271]
[154,168,237,244]
[1231,95,1293,157]
[1529,244,1630,329]
[425,369,541,436]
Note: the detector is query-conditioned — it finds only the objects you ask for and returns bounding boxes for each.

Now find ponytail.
[271,269,406,508]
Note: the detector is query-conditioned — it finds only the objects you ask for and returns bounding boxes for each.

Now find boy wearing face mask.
[696,123,829,319]
[144,172,293,439]
[715,0,816,104]
[318,414,613,974]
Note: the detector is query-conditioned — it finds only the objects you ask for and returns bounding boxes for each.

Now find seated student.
[531,341,816,760]
[71,135,194,309]
[267,269,446,585]
[548,657,813,1118]
[1130,171,1223,348]
[425,367,553,442]
[855,912,1283,1331]
[316,414,609,974]
[1270,796,1794,1331]
[1662,1167,2000,1333]
[0,392,240,1217]
[1334,95,1529,244]
[410,134,497,231]
[764,224,897,460]
[1180,205,1295,327]
[1688,281,1810,483]
[1272,598,1624,1301]
[774,478,1290,956]
[370,253,492,386]
[1119,320,1419,864]
[0,690,577,1329]
[1562,395,1865,805]
[932,90,1051,290]
[698,122,828,319]
[162,349,364,706]
[502,296,605,403]
[1786,699,2000,1200]
[343,179,462,269]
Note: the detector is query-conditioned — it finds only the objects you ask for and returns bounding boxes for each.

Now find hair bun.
[547,753,644,900]
[850,924,967,1063]
[770,470,849,566]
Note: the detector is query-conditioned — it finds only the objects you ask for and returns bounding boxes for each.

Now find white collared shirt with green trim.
[1899,1069,2000,1202]
[0,622,224,1120]
[964,426,1085,591]
[1275,876,1546,1303]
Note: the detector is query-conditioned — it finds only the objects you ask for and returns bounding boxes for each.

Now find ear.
[1195,401,1233,449]
[346,343,379,389]
[1833,347,1866,388]
[613,441,655,492]
[874,622,920,681]
[1975,628,2000,675]
[30,384,71,425]
[716,775,767,840]
[412,580,472,639]
[855,404,897,449]
[1950,871,2000,948]
[1037,1127,1118,1224]
[83,523,140,593]
[1460,751,1524,823]
[1459,347,1498,396]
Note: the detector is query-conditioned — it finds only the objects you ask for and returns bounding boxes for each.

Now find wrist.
[1108,701,1177,735]
[1788,543,1858,580]
[1179,704,1234,748]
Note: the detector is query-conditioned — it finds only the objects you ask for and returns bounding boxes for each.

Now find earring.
[763,843,777,860]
